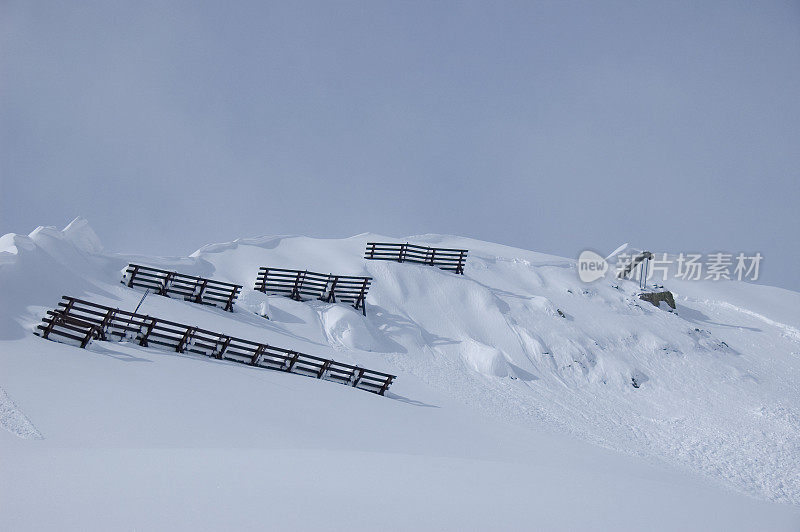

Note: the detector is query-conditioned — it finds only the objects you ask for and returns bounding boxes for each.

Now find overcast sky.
[2,1,799,290]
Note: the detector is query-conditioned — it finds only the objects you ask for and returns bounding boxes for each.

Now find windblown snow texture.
[0,386,43,440]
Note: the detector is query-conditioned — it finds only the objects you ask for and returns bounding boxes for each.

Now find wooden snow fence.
[254,268,372,316]
[364,242,468,274]
[123,264,242,311]
[35,296,396,395]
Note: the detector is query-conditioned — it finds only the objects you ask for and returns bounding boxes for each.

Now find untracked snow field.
[2,219,799,530]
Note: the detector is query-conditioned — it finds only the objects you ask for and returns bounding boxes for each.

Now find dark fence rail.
[254,268,372,316]
[364,242,468,274]
[35,296,395,395]
[123,264,242,312]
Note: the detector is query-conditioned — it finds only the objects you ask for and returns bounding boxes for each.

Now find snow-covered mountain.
[2,218,799,530]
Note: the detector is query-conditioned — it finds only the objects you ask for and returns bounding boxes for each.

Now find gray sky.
[2,1,799,290]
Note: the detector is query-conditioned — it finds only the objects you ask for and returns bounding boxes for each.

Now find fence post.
[158,271,174,296]
[317,359,332,379]
[80,325,96,349]
[285,351,300,372]
[177,326,195,353]
[379,375,394,395]
[44,298,77,340]
[291,271,305,301]
[193,279,208,305]
[215,336,231,360]
[251,344,266,366]
[224,286,238,312]
[456,251,465,275]
[63,297,76,315]
[98,309,115,340]
[351,367,364,388]
[138,318,157,347]
[357,278,369,316]
[325,275,338,303]
[41,314,57,339]
[225,288,237,312]
[127,265,139,287]
[399,242,407,263]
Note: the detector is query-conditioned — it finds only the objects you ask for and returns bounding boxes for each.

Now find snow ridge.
[2,218,800,528]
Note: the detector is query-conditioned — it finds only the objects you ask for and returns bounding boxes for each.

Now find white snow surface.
[1,218,799,530]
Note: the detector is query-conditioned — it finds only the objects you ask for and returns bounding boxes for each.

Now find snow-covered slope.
[2,219,799,530]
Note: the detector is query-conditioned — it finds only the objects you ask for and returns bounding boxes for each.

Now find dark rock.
[638,291,676,310]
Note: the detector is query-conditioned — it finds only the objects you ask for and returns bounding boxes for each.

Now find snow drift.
[2,218,799,530]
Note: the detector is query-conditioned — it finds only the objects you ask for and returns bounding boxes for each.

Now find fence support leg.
[251,344,266,366]
[41,314,58,339]
[216,336,231,360]
[285,352,300,372]
[379,376,394,396]
[224,289,237,312]
[80,327,95,349]
[317,360,332,379]
[193,279,208,305]
[357,279,369,317]
[98,309,114,340]
[291,271,305,301]
[325,275,337,303]
[456,251,465,275]
[159,272,174,296]
[176,326,195,353]
[126,265,139,287]
[139,318,156,347]
[351,368,364,388]
[257,268,269,293]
